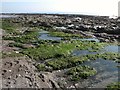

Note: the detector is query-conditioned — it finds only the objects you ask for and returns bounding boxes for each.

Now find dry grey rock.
[2,56,59,88]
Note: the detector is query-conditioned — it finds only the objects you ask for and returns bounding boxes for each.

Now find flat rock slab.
[2,56,58,88]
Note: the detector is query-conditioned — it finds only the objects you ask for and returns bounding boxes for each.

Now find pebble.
[9,70,12,72]
[18,74,21,77]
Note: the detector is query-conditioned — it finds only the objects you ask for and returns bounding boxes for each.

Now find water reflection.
[82,59,118,72]
[39,30,119,88]
[39,33,61,41]
[103,45,119,53]
[72,50,97,56]
[79,59,118,88]
[72,45,120,56]
[39,31,100,42]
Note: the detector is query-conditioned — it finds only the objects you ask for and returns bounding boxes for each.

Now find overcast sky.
[1,0,120,16]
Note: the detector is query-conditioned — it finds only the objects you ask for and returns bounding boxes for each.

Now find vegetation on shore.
[36,56,83,71]
[66,65,97,81]
[106,82,120,90]
[2,51,24,58]
[2,19,22,35]
[49,31,84,38]
[3,29,40,44]
[2,18,120,84]
[36,52,120,72]
[21,40,108,61]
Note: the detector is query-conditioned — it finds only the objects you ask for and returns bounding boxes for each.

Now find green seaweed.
[49,31,83,38]
[22,40,107,61]
[36,52,120,71]
[106,82,120,90]
[66,65,97,81]
[2,52,24,58]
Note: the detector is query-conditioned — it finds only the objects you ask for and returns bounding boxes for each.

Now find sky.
[1,0,120,16]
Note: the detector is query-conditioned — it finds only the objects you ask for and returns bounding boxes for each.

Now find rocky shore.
[1,31,59,88]
[5,14,120,43]
[1,14,120,89]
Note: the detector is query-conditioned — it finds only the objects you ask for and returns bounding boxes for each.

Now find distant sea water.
[0,15,17,18]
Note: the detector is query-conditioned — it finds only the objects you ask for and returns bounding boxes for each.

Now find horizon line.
[0,12,113,17]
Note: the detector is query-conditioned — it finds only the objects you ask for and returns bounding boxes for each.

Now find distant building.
[118,1,120,17]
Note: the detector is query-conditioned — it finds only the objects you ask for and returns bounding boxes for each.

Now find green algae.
[106,82,120,90]
[66,65,97,81]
